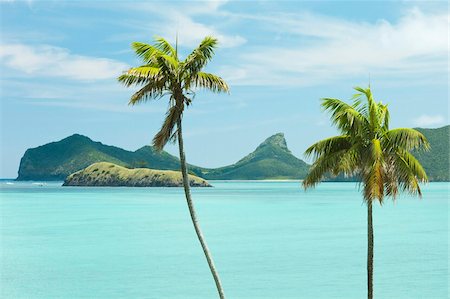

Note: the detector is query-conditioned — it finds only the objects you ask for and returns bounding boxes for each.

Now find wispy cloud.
[414,114,446,127]
[0,43,128,80]
[221,8,448,86]
[109,0,246,48]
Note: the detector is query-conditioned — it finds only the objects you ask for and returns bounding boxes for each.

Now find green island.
[62,162,211,187]
[17,126,449,182]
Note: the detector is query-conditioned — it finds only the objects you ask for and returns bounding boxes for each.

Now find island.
[62,162,211,187]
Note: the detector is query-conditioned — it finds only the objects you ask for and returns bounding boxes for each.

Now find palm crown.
[303,86,429,203]
[118,36,229,150]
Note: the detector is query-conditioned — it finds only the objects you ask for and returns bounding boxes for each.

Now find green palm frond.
[304,86,427,203]
[128,80,166,105]
[303,150,346,188]
[303,145,359,188]
[304,135,352,159]
[183,36,218,75]
[157,54,179,75]
[384,128,430,152]
[378,103,389,130]
[131,42,164,64]
[154,36,177,58]
[362,139,384,202]
[126,66,161,78]
[396,149,428,182]
[153,105,183,151]
[191,72,229,93]
[321,97,368,135]
[118,73,149,87]
[119,35,229,151]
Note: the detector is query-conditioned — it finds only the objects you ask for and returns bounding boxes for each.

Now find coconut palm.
[302,86,429,299]
[118,36,229,298]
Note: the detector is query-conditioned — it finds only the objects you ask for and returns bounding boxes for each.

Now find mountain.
[63,162,211,187]
[198,133,309,179]
[17,134,185,180]
[414,125,449,181]
[16,126,449,181]
[17,133,309,181]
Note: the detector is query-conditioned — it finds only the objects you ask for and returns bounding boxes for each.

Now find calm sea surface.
[0,181,448,299]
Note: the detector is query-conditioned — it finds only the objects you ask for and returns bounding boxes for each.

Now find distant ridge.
[17,134,185,181]
[414,125,449,181]
[16,126,449,181]
[197,133,309,179]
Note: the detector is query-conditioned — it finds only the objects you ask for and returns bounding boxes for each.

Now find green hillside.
[63,162,211,187]
[414,125,449,181]
[16,126,449,181]
[17,133,309,181]
[199,133,309,179]
[17,134,184,180]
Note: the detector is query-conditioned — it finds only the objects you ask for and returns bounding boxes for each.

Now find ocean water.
[0,181,448,299]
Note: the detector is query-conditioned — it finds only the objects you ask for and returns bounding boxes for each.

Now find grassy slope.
[414,125,449,181]
[63,162,210,187]
[200,133,309,179]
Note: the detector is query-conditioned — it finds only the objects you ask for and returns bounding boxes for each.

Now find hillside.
[199,133,309,179]
[414,125,449,181]
[63,162,211,187]
[17,134,188,180]
[16,126,449,181]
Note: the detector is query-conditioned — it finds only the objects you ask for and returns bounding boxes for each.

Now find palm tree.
[118,36,229,298]
[302,86,429,299]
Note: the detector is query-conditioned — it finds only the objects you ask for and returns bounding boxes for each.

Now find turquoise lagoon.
[0,181,448,299]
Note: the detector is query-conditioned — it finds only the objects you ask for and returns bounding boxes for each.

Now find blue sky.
[0,0,448,178]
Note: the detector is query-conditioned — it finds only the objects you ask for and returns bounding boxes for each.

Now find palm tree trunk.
[176,118,226,299]
[367,201,374,299]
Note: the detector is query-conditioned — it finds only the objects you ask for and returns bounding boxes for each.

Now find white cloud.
[115,1,246,48]
[414,114,446,127]
[160,13,246,48]
[0,43,129,80]
[223,8,448,86]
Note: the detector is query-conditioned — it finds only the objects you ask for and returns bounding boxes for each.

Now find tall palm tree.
[118,36,229,298]
[302,86,429,299]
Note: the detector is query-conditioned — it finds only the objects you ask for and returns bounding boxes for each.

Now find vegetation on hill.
[414,125,449,181]
[17,134,186,180]
[63,162,211,187]
[199,133,309,179]
[16,127,448,181]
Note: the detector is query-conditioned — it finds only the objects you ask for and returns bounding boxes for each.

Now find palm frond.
[154,36,177,58]
[378,103,390,130]
[395,149,428,182]
[384,128,430,152]
[156,54,179,77]
[118,73,149,87]
[305,86,428,203]
[362,139,384,202]
[321,98,368,135]
[303,146,359,189]
[128,80,166,105]
[118,66,161,86]
[131,42,164,64]
[190,72,229,93]
[391,150,427,197]
[152,105,183,150]
[304,135,352,159]
[183,36,218,75]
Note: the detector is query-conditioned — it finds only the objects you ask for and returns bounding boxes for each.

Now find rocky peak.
[257,133,289,152]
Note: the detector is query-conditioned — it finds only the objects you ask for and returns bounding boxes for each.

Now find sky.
[0,0,448,178]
